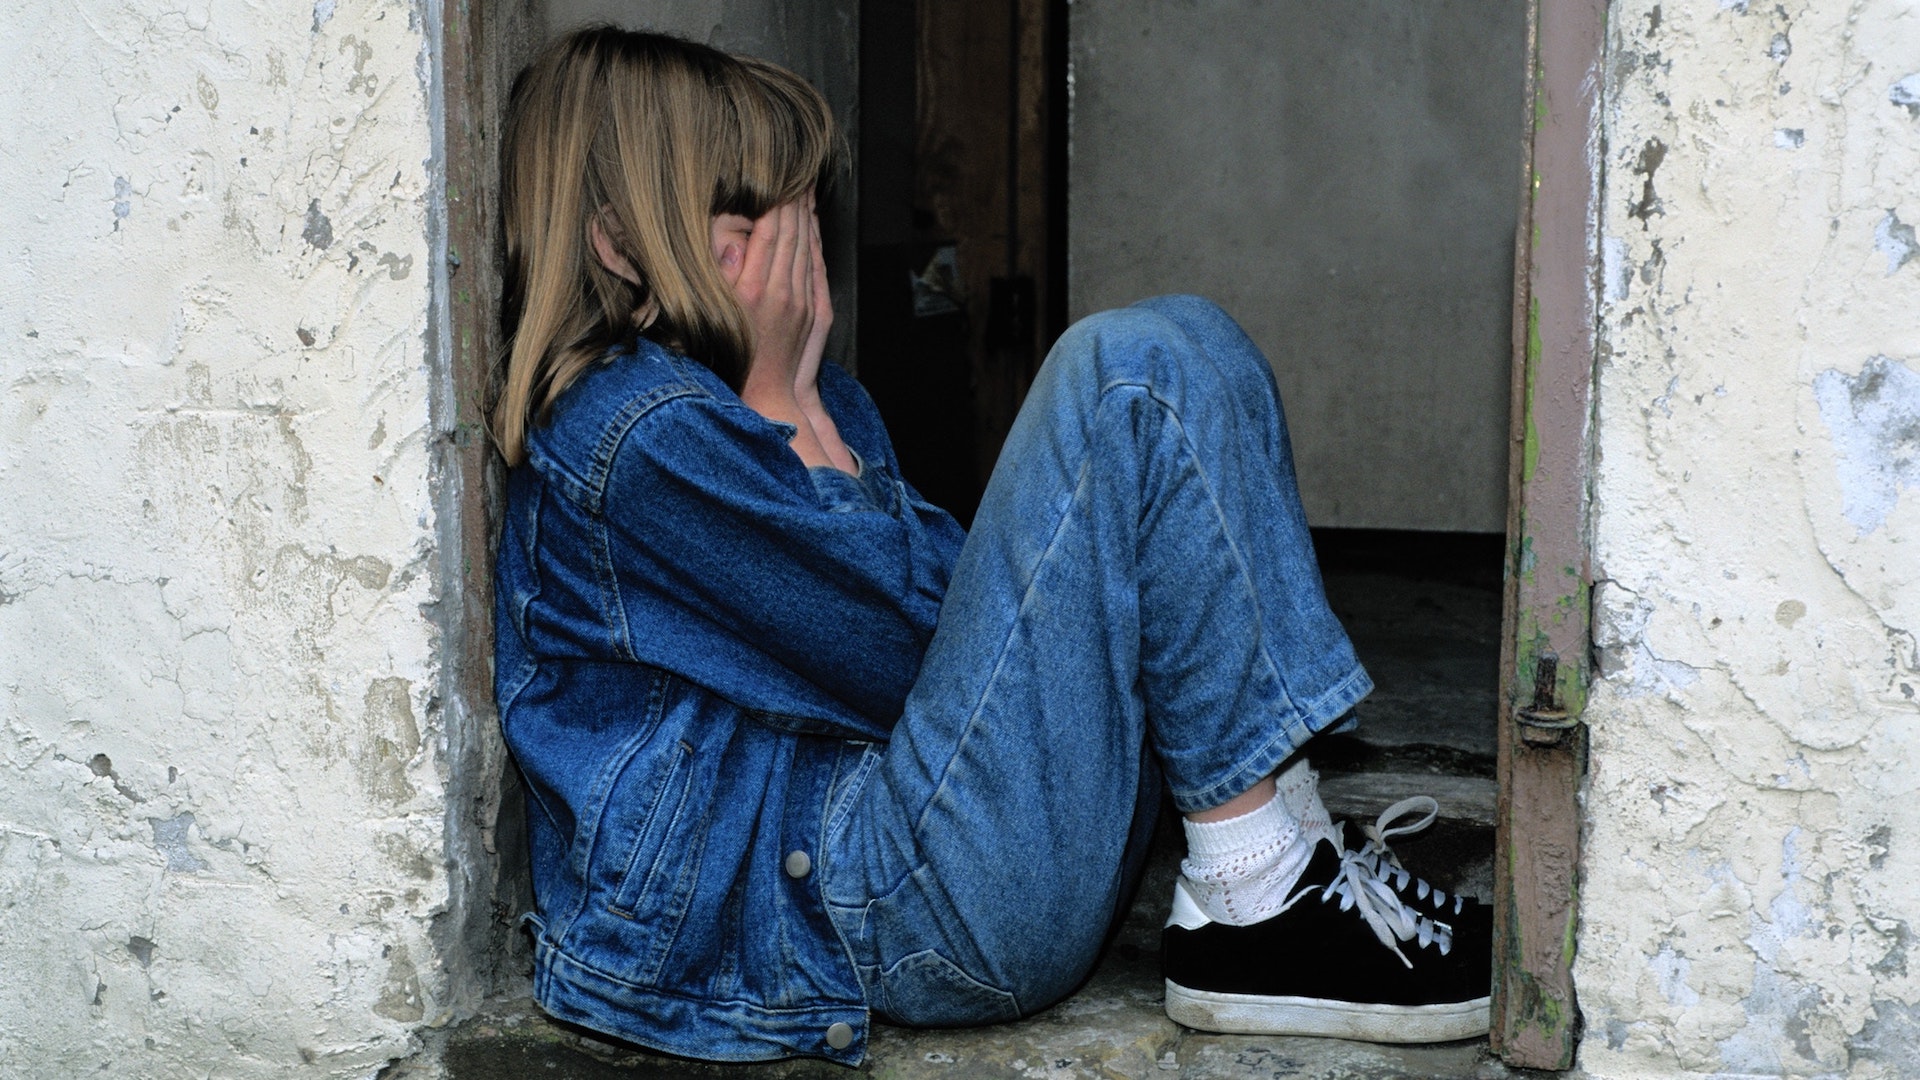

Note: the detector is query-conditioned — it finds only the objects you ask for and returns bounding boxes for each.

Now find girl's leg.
[821,296,1370,1022]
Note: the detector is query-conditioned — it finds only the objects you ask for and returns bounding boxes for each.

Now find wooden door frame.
[1491,0,1606,1069]
[438,0,543,998]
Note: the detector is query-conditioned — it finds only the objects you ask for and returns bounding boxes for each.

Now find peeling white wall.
[0,1,451,1076]
[1581,1,1920,1076]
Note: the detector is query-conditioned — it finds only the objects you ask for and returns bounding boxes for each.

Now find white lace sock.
[1179,786,1315,926]
[1274,756,1339,850]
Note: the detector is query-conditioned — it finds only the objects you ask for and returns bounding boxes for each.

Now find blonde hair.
[492,27,847,466]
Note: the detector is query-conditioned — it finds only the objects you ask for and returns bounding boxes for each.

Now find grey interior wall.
[1069,0,1527,532]
[539,0,861,366]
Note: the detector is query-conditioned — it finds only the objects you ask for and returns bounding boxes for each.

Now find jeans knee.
[1026,298,1287,469]
[1056,304,1179,355]
[1041,304,1192,396]
[1135,295,1278,387]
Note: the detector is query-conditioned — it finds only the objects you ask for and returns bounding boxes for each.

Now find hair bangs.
[712,56,848,219]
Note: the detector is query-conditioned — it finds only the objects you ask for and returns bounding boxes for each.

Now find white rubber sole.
[1164,979,1492,1043]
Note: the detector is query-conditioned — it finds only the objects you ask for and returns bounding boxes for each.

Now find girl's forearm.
[739,378,827,469]
[798,390,859,475]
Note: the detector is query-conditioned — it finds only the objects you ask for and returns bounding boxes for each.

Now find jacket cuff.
[807,452,899,515]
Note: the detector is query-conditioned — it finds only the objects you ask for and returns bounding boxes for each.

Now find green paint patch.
[1561,881,1581,971]
[1514,623,1554,696]
[1533,62,1549,132]
[1523,297,1542,484]
[1511,608,1590,717]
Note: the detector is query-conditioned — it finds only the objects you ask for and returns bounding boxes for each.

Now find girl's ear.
[589,213,643,286]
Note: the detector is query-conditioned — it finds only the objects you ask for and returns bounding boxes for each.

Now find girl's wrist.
[800,401,858,475]
[740,378,854,474]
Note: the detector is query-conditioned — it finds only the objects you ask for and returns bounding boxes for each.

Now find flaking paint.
[1579,1,1920,1076]
[0,0,450,1076]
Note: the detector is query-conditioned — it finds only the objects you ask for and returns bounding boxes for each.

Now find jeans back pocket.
[878,948,1022,1027]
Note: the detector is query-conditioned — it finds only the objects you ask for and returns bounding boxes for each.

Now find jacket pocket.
[603,734,710,984]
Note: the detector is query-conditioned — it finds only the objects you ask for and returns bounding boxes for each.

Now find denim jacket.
[493,339,966,1063]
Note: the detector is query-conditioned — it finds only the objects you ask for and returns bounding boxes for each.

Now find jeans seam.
[880,946,1024,1021]
[909,464,1092,841]
[1121,380,1309,811]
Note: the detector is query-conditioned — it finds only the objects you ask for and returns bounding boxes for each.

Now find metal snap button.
[784,850,812,879]
[825,1021,854,1050]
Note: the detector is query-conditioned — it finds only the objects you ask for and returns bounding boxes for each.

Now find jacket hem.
[531,934,870,1066]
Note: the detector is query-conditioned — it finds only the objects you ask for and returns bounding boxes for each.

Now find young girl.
[491,27,1490,1065]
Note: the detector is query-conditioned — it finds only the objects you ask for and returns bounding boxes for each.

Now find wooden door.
[1490,0,1604,1069]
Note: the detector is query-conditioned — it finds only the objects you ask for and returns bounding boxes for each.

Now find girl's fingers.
[771,202,801,298]
[796,209,814,306]
[729,200,822,391]
[792,203,814,310]
[739,206,778,292]
[810,213,829,311]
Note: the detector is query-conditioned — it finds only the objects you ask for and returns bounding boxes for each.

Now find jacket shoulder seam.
[533,375,711,516]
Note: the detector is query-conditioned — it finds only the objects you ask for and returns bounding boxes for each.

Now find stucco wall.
[1580,1,1920,1076]
[0,0,451,1076]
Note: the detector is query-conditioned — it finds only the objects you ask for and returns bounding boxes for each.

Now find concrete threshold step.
[401,776,1506,1079]
[405,809,1511,1080]
[1318,771,1497,830]
[409,992,1516,1080]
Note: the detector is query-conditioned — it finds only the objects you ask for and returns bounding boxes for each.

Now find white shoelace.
[1349,796,1468,916]
[1286,797,1461,969]
[1312,842,1455,968]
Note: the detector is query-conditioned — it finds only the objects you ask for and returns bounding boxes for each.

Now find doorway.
[444,0,1600,1070]
[1057,0,1526,932]
[851,0,1571,1067]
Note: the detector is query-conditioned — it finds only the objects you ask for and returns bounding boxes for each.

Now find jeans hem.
[1169,662,1374,814]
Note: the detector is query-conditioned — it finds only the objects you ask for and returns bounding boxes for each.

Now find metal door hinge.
[1515,652,1583,749]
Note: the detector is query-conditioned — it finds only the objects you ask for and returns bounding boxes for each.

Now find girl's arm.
[601,387,963,729]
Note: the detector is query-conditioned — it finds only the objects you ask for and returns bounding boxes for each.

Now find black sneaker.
[1162,837,1492,1043]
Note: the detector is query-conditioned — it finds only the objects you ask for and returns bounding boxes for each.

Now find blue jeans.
[820,296,1372,1025]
